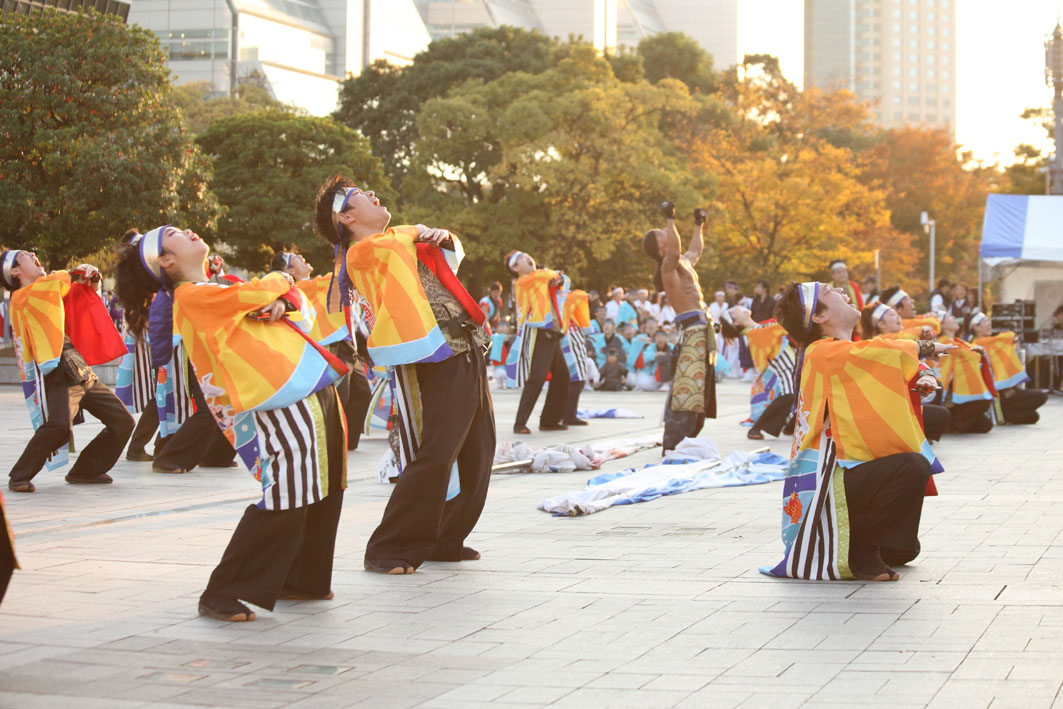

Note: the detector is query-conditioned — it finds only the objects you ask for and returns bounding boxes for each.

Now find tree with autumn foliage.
[689,55,906,289]
[0,9,219,269]
[860,127,1002,290]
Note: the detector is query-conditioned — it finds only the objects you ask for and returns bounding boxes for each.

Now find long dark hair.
[115,240,161,339]
[859,304,880,341]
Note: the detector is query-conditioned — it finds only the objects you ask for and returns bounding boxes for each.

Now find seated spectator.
[595,351,631,391]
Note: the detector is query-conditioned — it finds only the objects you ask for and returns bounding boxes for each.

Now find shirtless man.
[642,202,716,452]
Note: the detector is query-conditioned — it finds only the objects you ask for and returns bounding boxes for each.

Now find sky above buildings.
[738,0,1059,167]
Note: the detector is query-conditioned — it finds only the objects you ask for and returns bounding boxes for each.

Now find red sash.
[415,243,485,325]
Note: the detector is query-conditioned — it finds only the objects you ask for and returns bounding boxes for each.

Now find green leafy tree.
[404,45,706,293]
[334,26,559,190]
[172,74,292,135]
[638,32,717,94]
[197,112,393,272]
[0,9,219,268]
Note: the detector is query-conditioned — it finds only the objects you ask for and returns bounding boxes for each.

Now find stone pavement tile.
[928,679,1062,708]
[674,685,752,708]
[0,692,150,709]
[584,672,659,689]
[553,687,691,707]
[497,684,576,704]
[426,682,513,703]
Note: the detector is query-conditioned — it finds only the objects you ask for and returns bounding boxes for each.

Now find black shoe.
[513,425,532,435]
[564,418,589,426]
[539,422,568,431]
[8,481,35,493]
[65,473,113,485]
[125,450,153,462]
[364,558,415,575]
[152,463,187,475]
[198,592,256,621]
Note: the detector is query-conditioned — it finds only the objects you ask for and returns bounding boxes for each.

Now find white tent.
[979,194,1063,328]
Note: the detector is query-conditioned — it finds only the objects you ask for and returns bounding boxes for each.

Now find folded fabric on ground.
[663,436,720,462]
[494,435,660,474]
[538,450,789,516]
[576,407,642,419]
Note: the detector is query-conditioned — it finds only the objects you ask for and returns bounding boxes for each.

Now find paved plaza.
[0,380,1062,708]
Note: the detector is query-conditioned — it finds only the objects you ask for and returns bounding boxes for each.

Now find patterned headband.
[139,226,170,284]
[508,251,526,270]
[886,289,909,308]
[871,303,891,325]
[969,311,987,328]
[798,282,820,334]
[331,187,360,240]
[1,250,22,287]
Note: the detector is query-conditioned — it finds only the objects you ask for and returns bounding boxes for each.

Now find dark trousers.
[0,502,14,605]
[663,407,704,452]
[514,330,570,428]
[565,379,585,423]
[922,404,950,442]
[1002,388,1048,424]
[752,394,795,437]
[9,371,134,484]
[844,452,930,573]
[128,399,161,456]
[338,360,372,450]
[366,348,495,566]
[155,373,236,470]
[948,400,992,434]
[203,387,345,611]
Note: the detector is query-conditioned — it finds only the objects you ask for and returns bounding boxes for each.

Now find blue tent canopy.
[981,194,1063,261]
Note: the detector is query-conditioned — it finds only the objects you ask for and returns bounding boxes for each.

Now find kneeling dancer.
[764,282,949,582]
[117,227,349,621]
[315,176,494,575]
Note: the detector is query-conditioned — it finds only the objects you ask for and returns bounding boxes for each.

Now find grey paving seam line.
[14,495,256,538]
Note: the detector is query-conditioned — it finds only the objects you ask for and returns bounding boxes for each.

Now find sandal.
[9,481,35,493]
[512,425,531,435]
[747,430,765,440]
[364,558,415,575]
[198,592,256,622]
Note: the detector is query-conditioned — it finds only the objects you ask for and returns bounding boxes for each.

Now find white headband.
[1,250,21,287]
[871,303,891,325]
[969,311,987,328]
[281,252,293,270]
[720,310,735,326]
[508,251,526,270]
[139,226,169,284]
[130,233,143,246]
[830,261,847,270]
[886,289,909,308]
[798,282,819,333]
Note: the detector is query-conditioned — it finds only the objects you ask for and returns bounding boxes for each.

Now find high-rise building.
[415,0,739,69]
[126,1,432,116]
[1,0,130,19]
[804,0,956,133]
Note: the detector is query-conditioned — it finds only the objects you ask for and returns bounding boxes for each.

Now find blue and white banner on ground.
[981,194,1063,262]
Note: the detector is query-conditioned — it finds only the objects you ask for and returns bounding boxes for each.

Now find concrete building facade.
[126,0,432,116]
[415,0,739,68]
[805,0,956,133]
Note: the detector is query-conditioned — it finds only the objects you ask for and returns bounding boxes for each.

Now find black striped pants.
[366,347,495,566]
[203,387,345,611]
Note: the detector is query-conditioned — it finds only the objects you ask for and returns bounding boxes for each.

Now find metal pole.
[874,249,881,294]
[223,0,239,97]
[929,220,936,292]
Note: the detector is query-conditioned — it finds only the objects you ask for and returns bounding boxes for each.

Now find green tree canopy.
[334,25,560,190]
[172,73,292,135]
[0,9,219,268]
[403,44,710,293]
[196,111,393,272]
[637,31,717,94]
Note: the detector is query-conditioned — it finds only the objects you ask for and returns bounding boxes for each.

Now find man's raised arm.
[685,208,707,265]
[659,201,682,273]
